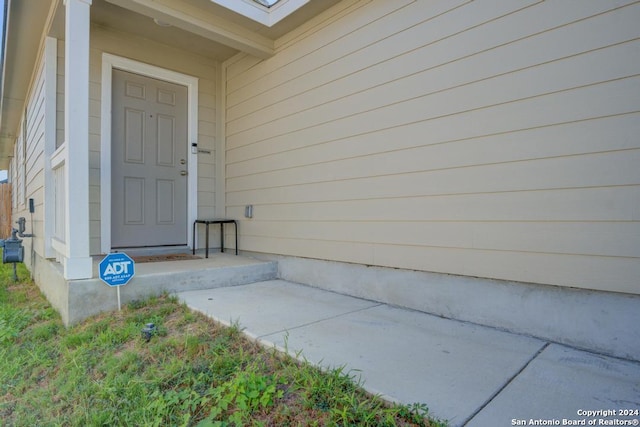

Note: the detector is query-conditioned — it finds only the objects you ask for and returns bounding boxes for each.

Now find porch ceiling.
[0,0,340,169]
[91,0,242,60]
[63,0,342,59]
[0,0,55,170]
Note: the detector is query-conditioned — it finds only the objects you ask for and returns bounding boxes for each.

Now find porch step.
[65,254,277,324]
[118,253,278,294]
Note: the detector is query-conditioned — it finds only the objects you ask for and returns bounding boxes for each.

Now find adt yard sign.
[99,253,135,287]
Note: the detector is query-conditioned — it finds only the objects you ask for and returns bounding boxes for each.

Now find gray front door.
[111,69,188,248]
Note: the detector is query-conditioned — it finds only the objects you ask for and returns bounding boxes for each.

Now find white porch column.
[63,0,93,279]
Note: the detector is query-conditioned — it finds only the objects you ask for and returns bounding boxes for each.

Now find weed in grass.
[0,306,30,343]
[182,309,198,324]
[298,364,360,411]
[0,257,29,285]
[197,362,284,426]
[27,320,61,341]
[33,305,59,321]
[62,329,94,349]
[127,299,146,310]
[395,402,434,425]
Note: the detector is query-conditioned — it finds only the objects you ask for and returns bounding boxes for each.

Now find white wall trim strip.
[63,0,93,279]
[43,36,58,258]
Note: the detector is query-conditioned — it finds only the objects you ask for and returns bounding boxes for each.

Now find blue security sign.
[99,253,135,287]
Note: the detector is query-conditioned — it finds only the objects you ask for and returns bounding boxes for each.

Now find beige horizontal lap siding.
[225,0,640,294]
[15,52,48,258]
[85,26,219,254]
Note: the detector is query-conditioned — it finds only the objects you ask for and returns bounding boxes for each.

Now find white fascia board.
[106,0,274,58]
[211,0,310,27]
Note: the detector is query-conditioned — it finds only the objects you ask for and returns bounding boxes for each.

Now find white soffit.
[105,0,275,58]
[211,0,310,27]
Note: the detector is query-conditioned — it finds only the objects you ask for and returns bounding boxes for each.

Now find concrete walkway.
[177,280,640,427]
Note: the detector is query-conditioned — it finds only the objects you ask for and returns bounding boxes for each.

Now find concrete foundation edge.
[31,253,71,325]
[65,262,278,325]
[248,252,640,362]
[25,249,639,362]
[28,252,277,326]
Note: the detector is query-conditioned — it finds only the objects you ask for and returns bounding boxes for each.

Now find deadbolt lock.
[180,159,186,165]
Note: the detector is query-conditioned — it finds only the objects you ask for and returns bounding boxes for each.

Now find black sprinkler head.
[141,323,156,342]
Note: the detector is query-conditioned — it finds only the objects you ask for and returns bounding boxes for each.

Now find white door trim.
[100,53,198,254]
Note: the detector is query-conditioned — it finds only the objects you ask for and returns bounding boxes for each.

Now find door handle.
[180,170,187,176]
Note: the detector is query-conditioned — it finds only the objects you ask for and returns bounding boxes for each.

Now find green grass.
[0,260,446,426]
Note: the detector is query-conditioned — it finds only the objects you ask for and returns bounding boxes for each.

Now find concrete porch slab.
[177,280,379,337]
[177,280,550,426]
[264,303,547,426]
[466,343,640,426]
